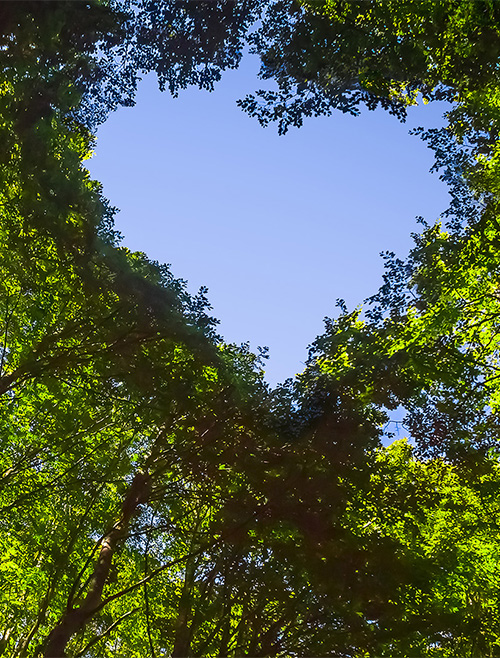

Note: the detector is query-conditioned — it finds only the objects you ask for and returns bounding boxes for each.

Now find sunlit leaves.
[4,1,500,656]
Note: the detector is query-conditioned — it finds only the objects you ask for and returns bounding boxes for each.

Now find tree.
[4,1,500,656]
[240,0,500,138]
[0,0,260,131]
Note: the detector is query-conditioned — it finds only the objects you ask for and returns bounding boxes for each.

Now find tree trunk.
[43,471,150,658]
[217,555,232,658]
[0,629,12,656]
[171,548,197,657]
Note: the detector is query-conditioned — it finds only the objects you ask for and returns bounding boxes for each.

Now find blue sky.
[87,53,450,387]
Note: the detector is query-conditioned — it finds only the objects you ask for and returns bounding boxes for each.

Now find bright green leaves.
[367,441,500,655]
[4,1,500,656]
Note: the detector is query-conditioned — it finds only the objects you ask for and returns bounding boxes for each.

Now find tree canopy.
[2,1,500,656]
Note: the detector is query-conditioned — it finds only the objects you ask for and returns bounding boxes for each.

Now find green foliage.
[0,0,260,131]
[2,1,500,657]
[239,0,500,136]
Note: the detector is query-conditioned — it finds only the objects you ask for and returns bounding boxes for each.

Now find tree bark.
[171,550,197,658]
[43,471,150,658]
[217,554,232,658]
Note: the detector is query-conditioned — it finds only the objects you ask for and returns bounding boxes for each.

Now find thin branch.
[73,607,140,657]
[144,510,156,658]
[0,433,120,514]
[0,291,22,378]
[94,543,211,615]
[93,503,270,617]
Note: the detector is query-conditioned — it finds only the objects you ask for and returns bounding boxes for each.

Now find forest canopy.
[2,1,500,656]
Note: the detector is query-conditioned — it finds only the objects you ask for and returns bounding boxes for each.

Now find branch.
[73,607,140,657]
[143,510,156,658]
[93,501,269,617]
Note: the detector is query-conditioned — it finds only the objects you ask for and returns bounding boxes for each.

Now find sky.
[87,53,451,387]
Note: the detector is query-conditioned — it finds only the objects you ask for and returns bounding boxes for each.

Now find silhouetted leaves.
[3,1,500,656]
